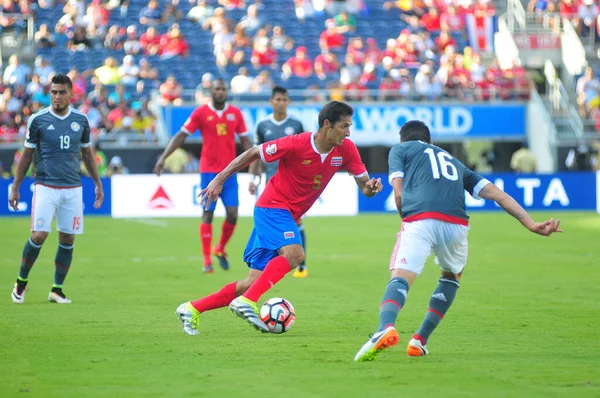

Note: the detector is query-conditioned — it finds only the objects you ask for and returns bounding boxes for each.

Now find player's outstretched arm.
[478,183,563,237]
[354,174,383,198]
[8,147,35,211]
[81,146,104,209]
[199,146,262,209]
[153,131,188,176]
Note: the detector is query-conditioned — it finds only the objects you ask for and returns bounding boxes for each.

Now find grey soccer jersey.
[254,115,304,181]
[388,140,490,221]
[25,107,91,187]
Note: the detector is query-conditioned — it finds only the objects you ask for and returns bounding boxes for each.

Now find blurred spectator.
[104,25,125,50]
[32,84,51,107]
[139,0,162,25]
[510,143,537,173]
[107,156,130,176]
[314,51,340,80]
[219,0,245,9]
[195,72,214,104]
[420,7,441,32]
[435,30,457,52]
[577,0,598,37]
[118,55,140,86]
[131,109,156,140]
[270,26,294,51]
[233,24,252,47]
[108,84,132,107]
[251,70,274,93]
[216,42,245,68]
[161,1,182,24]
[334,11,356,33]
[79,99,106,134]
[139,58,159,80]
[33,56,56,85]
[107,101,134,130]
[327,0,349,16]
[188,0,214,24]
[160,27,190,58]
[239,4,263,35]
[34,24,56,48]
[440,6,464,32]
[140,26,161,55]
[123,25,141,55]
[26,74,43,96]
[165,147,192,173]
[347,37,366,64]
[3,55,30,86]
[213,24,234,54]
[340,54,361,84]
[320,18,345,51]
[87,81,109,107]
[251,37,277,69]
[294,0,315,21]
[203,7,232,34]
[577,67,600,117]
[282,46,313,78]
[160,75,183,105]
[95,57,121,85]
[81,141,107,176]
[0,87,24,113]
[68,25,93,50]
[231,67,253,94]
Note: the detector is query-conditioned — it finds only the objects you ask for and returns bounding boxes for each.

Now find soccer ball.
[260,297,296,334]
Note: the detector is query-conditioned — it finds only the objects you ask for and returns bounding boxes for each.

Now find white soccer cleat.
[407,338,429,356]
[11,283,26,304]
[48,289,72,304]
[354,326,400,362]
[229,297,270,333]
[175,302,200,335]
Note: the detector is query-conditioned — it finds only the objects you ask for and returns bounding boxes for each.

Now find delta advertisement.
[0,173,597,218]
[161,104,527,145]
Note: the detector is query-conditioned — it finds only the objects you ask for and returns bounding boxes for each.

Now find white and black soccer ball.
[260,297,296,334]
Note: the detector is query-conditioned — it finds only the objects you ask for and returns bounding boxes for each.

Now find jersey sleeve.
[181,107,203,135]
[80,116,91,148]
[388,144,405,184]
[254,121,264,145]
[259,135,295,163]
[24,115,40,148]
[461,164,491,199]
[235,108,248,137]
[343,140,367,177]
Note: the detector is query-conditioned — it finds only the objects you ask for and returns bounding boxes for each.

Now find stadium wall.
[2,173,597,218]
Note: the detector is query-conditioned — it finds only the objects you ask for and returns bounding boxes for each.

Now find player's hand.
[8,187,19,211]
[153,158,165,176]
[94,185,104,209]
[199,178,224,210]
[248,182,257,195]
[528,218,563,237]
[365,177,383,194]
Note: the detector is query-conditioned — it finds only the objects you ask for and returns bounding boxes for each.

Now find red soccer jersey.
[181,103,248,173]
[256,132,367,221]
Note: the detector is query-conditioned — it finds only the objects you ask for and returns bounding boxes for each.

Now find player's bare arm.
[478,183,563,237]
[153,131,188,176]
[199,146,262,209]
[8,147,35,211]
[390,177,403,216]
[81,145,104,209]
[354,174,383,198]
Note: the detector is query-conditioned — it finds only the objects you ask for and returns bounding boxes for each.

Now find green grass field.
[1,212,599,398]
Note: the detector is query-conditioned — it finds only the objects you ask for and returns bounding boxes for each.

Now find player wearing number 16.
[8,74,104,305]
[175,101,384,335]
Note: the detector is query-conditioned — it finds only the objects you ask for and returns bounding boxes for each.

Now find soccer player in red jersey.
[174,101,384,335]
[153,79,252,273]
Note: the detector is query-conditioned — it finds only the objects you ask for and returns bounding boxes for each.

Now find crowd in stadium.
[0,0,538,147]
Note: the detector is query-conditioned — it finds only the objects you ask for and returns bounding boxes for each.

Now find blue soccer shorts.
[243,207,303,271]
[200,172,239,212]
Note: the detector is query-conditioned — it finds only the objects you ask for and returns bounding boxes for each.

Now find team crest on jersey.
[265,143,277,155]
[301,160,312,166]
[207,116,214,121]
[331,156,342,167]
[265,129,272,136]
[71,122,80,132]
[285,126,295,135]
[226,114,235,121]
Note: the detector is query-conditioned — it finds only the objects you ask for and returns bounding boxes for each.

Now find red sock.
[191,282,237,313]
[200,223,212,265]
[243,256,292,303]
[216,221,236,252]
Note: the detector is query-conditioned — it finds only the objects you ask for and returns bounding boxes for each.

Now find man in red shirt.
[154,79,252,273]
[319,18,345,51]
[174,101,384,335]
[282,46,314,78]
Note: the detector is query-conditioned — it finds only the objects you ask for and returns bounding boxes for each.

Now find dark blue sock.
[415,277,460,344]
[298,224,306,269]
[377,278,409,332]
[18,238,42,281]
[54,243,74,288]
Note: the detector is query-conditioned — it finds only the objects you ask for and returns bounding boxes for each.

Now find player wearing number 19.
[8,74,104,304]
[354,120,563,362]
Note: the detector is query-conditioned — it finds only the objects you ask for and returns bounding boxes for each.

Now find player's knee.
[225,214,237,225]
[202,211,214,224]
[59,233,75,246]
[280,245,305,268]
[441,271,462,281]
[31,231,48,245]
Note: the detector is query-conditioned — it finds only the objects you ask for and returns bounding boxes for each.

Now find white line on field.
[125,218,170,227]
